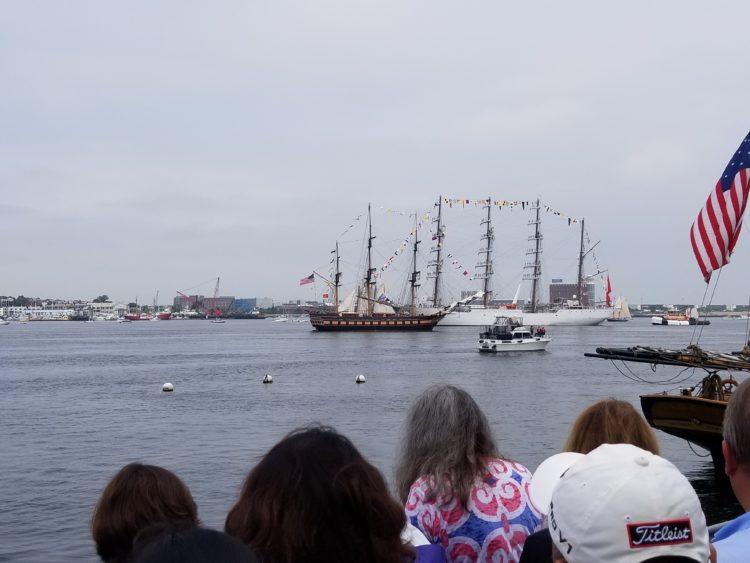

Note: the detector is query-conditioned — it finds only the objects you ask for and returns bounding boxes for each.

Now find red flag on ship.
[322,293,329,299]
[605,276,612,307]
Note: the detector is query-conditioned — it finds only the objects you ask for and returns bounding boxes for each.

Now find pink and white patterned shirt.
[405,458,542,563]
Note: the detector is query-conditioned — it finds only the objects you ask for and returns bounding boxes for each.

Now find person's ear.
[724,440,739,477]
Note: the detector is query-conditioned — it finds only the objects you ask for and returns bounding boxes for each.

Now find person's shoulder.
[486,457,533,479]
[518,529,552,563]
[714,516,750,557]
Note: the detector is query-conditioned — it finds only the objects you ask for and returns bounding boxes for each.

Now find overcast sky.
[2,1,750,305]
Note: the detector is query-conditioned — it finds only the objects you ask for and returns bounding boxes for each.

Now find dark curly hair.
[225,426,415,563]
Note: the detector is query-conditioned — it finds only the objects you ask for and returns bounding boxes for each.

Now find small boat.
[651,306,710,326]
[272,316,288,323]
[607,296,631,322]
[478,317,551,352]
[210,319,226,324]
[0,318,9,326]
[117,317,132,323]
[585,344,750,471]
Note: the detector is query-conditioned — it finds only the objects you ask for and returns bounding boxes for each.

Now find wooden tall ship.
[309,204,447,331]
[586,344,750,470]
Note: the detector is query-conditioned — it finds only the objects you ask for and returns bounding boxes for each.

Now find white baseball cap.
[546,443,709,563]
[530,452,584,515]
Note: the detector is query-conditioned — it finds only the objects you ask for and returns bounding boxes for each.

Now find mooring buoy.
[262,374,273,384]
[162,382,174,392]
[355,374,366,384]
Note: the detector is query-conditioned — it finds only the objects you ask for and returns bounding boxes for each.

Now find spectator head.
[91,463,198,562]
[225,425,413,563]
[395,384,499,506]
[565,398,660,455]
[547,444,709,563]
[130,524,259,563]
[722,378,750,509]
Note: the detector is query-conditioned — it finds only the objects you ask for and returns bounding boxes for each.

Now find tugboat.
[651,306,710,326]
[309,205,448,331]
[478,316,551,352]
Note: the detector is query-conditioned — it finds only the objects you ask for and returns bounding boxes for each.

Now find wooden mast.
[333,241,341,314]
[478,197,494,308]
[577,217,586,306]
[410,211,421,315]
[524,198,543,313]
[429,195,444,308]
[365,203,376,315]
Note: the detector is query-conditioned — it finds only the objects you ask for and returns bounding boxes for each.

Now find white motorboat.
[272,316,288,323]
[478,318,551,352]
[117,317,132,323]
[211,319,226,324]
[0,318,9,326]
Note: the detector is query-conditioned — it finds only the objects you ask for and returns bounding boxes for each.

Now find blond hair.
[565,398,660,455]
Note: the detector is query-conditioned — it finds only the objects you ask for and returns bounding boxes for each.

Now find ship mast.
[333,241,341,314]
[409,212,421,315]
[364,203,376,315]
[476,197,494,308]
[524,198,543,313]
[576,218,585,306]
[428,195,444,308]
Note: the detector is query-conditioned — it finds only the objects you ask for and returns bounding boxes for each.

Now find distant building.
[549,282,596,306]
[89,302,116,317]
[231,298,257,313]
[173,294,235,313]
[255,297,274,309]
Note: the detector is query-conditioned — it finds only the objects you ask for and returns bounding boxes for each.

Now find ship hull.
[440,307,611,326]
[310,312,443,331]
[640,393,726,469]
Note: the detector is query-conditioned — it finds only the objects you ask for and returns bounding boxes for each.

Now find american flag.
[691,131,750,282]
[299,273,314,286]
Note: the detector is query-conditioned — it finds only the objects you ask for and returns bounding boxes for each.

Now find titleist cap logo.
[627,518,693,549]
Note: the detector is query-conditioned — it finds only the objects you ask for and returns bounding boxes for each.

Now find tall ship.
[309,205,447,331]
[439,197,612,326]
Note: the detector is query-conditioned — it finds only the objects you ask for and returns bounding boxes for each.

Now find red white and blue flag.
[691,131,750,282]
[299,273,314,286]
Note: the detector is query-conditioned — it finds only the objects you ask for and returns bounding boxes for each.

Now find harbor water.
[0,318,744,561]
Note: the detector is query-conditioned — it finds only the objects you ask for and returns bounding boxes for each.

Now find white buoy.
[262,374,273,384]
[162,382,174,393]
[355,374,366,384]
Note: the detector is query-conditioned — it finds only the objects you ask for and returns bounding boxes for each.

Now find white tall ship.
[434,197,612,327]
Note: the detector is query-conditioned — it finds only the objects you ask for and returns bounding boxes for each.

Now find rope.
[696,268,722,345]
[609,360,700,386]
[690,281,711,345]
[687,440,711,458]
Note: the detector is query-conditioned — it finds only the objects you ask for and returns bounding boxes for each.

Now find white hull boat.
[441,306,611,327]
[0,319,9,326]
[479,336,551,352]
[479,322,551,352]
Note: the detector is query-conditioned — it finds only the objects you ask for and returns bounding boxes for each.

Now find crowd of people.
[91,381,750,562]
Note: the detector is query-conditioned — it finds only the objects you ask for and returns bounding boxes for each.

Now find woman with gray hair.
[396,385,541,562]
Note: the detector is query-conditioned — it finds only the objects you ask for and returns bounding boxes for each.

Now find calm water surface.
[0,318,744,561]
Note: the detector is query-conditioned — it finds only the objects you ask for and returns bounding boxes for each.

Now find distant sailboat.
[210,277,226,323]
[608,296,631,322]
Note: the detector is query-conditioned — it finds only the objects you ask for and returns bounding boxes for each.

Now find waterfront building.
[549,281,596,306]
[231,298,257,313]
